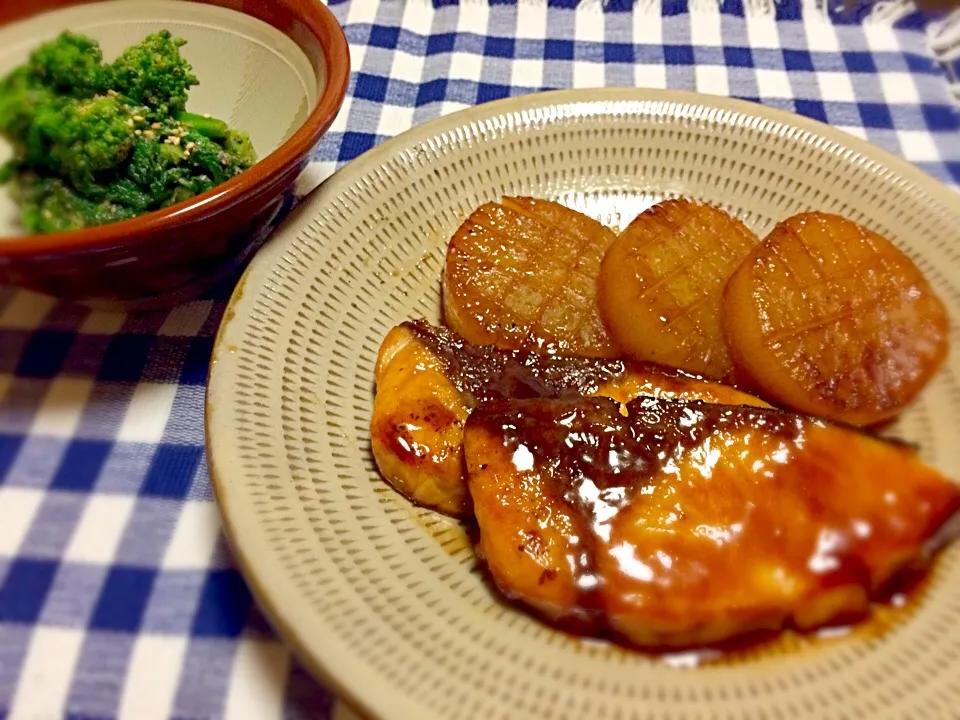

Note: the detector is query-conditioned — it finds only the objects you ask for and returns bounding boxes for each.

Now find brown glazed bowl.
[0,0,349,308]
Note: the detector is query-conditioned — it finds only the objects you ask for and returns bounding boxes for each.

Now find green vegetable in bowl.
[11,174,138,234]
[0,30,259,234]
[108,30,198,120]
[28,31,108,97]
[27,95,138,193]
[177,110,229,139]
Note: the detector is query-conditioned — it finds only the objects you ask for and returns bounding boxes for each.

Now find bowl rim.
[0,0,350,256]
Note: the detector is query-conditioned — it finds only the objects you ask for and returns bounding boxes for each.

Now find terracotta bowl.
[0,0,349,308]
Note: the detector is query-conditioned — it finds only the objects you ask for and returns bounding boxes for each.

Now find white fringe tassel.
[928,9,960,103]
[440,0,921,24]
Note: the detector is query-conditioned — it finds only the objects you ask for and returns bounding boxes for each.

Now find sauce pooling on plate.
[464,396,960,649]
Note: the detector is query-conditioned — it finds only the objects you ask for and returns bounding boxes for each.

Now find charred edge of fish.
[404,318,627,402]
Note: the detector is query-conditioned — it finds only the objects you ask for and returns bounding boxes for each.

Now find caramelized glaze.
[442,197,620,357]
[722,212,950,426]
[371,321,769,516]
[598,199,759,379]
[464,395,960,648]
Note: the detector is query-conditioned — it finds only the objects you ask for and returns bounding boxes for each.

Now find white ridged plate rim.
[206,88,960,720]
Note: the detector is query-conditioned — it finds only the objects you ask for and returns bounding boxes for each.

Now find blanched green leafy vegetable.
[28,31,108,97]
[0,30,258,234]
[0,68,57,146]
[177,111,229,140]
[223,130,258,169]
[26,96,137,192]
[108,30,198,120]
[11,174,137,234]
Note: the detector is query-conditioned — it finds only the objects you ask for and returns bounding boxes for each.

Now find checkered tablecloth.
[1,1,958,719]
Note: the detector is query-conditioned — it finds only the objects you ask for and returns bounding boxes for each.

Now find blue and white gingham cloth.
[1,1,958,718]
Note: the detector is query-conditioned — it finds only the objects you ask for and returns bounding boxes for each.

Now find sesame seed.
[151,122,161,130]
[144,130,155,140]
[203,113,211,119]
[135,129,142,136]
[107,89,118,97]
[185,142,196,151]
[126,118,134,127]
[171,136,181,146]
[133,115,144,122]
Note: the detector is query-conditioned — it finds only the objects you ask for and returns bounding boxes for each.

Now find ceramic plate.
[206,88,960,720]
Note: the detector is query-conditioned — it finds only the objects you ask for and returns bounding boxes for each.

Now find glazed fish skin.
[370,321,767,517]
[464,396,960,648]
[442,197,620,357]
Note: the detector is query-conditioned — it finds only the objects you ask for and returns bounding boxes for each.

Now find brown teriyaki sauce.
[465,394,949,666]
[401,319,950,665]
